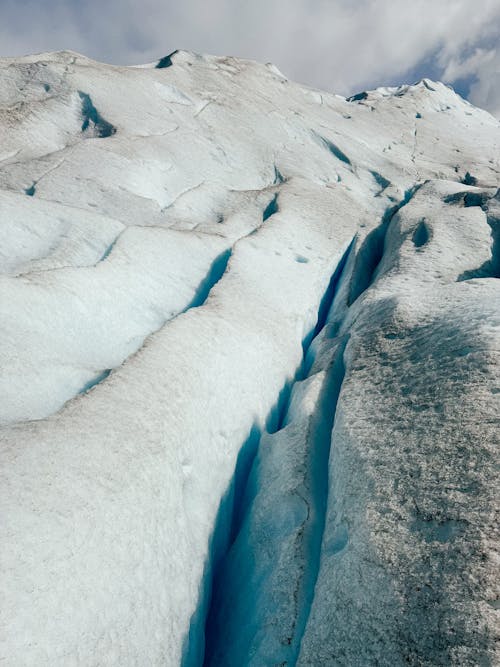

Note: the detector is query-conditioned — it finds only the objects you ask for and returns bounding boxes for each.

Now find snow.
[0,49,499,666]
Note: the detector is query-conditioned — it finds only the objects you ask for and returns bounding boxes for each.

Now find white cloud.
[468,58,500,118]
[0,0,499,116]
[442,48,500,118]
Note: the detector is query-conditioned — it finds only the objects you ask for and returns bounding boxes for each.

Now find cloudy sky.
[1,0,500,116]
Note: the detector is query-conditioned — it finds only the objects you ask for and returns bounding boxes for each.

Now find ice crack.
[190,239,355,667]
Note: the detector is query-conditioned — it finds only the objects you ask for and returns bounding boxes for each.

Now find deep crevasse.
[199,188,425,666]
[196,181,500,667]
[199,240,354,667]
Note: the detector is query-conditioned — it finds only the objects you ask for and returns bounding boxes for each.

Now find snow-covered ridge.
[0,51,499,666]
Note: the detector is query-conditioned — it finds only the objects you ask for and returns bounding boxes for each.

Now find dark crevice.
[444,190,495,210]
[294,337,348,663]
[262,193,279,221]
[184,249,232,309]
[156,50,179,69]
[78,369,111,395]
[312,131,352,166]
[179,239,355,666]
[347,91,368,102]
[24,182,36,196]
[267,241,355,437]
[99,235,121,262]
[205,337,349,667]
[266,377,296,435]
[348,183,423,305]
[370,170,391,196]
[486,216,500,277]
[181,424,262,667]
[412,219,430,248]
[464,192,490,208]
[78,91,116,138]
[202,242,354,666]
[462,171,477,186]
[274,165,285,184]
[309,237,356,347]
[348,215,390,302]
[443,191,465,206]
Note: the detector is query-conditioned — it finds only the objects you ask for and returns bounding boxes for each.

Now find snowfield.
[0,50,499,666]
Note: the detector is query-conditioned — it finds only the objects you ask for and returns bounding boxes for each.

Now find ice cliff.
[0,49,498,666]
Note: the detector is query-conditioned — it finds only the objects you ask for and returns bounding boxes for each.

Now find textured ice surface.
[0,50,499,666]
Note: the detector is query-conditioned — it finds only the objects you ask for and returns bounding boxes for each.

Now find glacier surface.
[0,49,498,666]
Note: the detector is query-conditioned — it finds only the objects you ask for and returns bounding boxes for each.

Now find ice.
[0,49,499,666]
[0,176,358,666]
[207,182,500,667]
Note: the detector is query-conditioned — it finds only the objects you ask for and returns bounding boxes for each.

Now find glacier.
[0,49,498,666]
